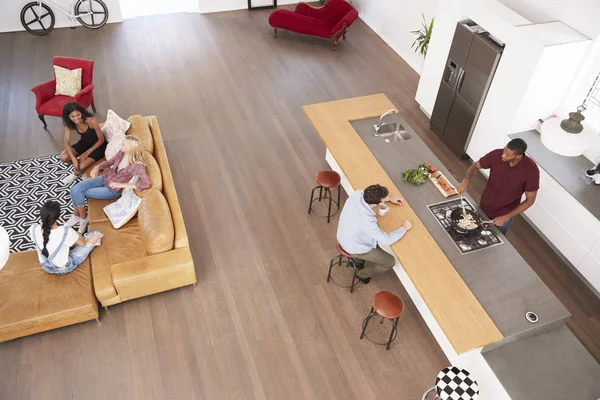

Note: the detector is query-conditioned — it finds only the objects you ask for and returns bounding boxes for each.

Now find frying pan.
[449,208,493,234]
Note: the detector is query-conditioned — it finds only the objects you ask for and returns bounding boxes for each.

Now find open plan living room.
[1,0,600,399]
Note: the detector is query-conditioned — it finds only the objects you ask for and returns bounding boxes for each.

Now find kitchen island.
[304,94,600,399]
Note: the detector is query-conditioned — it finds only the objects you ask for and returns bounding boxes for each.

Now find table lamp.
[0,226,9,271]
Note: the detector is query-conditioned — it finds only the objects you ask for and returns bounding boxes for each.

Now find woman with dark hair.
[59,102,107,185]
[29,200,102,275]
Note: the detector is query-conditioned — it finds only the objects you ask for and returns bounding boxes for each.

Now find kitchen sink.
[374,122,412,141]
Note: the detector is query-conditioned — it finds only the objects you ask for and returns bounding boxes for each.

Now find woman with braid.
[29,200,102,275]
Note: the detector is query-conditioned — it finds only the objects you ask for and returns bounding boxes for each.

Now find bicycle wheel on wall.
[75,0,109,29]
[20,2,55,36]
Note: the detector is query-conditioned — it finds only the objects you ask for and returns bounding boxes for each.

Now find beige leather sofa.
[87,115,196,307]
[0,252,98,342]
[0,116,196,342]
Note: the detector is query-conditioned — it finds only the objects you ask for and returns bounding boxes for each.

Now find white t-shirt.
[30,224,79,268]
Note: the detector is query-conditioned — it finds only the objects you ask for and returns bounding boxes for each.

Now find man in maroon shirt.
[457,139,539,235]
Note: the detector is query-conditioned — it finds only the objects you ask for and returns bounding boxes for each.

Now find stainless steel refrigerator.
[430,21,504,157]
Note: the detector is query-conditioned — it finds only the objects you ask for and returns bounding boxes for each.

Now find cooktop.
[427,198,503,255]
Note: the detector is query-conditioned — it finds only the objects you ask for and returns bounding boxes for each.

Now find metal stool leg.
[308,186,320,214]
[337,184,341,208]
[386,317,400,350]
[360,307,375,339]
[326,187,333,223]
[421,386,437,400]
[327,255,341,282]
[319,187,323,201]
[349,258,357,293]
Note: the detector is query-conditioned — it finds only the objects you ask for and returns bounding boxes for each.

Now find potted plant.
[410,14,434,57]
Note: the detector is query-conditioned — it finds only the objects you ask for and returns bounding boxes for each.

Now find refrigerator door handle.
[456,68,466,93]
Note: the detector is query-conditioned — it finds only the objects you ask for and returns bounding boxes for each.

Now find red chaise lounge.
[269,0,359,50]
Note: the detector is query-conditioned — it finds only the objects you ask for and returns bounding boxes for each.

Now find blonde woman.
[67,136,151,233]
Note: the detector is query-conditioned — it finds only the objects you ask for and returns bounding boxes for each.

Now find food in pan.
[456,213,478,230]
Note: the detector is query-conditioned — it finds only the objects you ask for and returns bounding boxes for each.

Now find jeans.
[351,245,396,279]
[498,218,513,236]
[42,231,100,275]
[70,176,120,207]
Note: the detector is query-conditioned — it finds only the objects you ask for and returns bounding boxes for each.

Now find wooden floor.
[0,10,598,399]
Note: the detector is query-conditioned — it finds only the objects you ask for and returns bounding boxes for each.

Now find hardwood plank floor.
[0,9,598,400]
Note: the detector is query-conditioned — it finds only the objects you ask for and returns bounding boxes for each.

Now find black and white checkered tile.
[435,366,479,400]
[0,154,79,253]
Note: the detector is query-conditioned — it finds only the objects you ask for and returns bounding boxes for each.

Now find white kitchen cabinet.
[577,252,600,294]
[535,169,600,249]
[528,204,589,267]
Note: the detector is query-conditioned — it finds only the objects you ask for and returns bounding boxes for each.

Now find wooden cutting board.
[429,171,458,197]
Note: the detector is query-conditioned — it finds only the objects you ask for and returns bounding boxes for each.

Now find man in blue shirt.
[337,184,412,284]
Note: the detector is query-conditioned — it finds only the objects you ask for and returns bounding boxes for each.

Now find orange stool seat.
[316,170,341,188]
[308,170,342,223]
[373,291,404,319]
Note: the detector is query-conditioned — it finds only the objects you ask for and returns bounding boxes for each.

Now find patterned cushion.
[127,115,154,154]
[102,109,131,142]
[54,66,82,97]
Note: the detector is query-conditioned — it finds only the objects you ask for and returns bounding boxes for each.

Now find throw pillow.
[138,189,174,254]
[127,115,154,154]
[103,110,131,160]
[105,136,125,161]
[102,109,131,142]
[134,151,163,197]
[54,66,82,97]
[103,177,142,229]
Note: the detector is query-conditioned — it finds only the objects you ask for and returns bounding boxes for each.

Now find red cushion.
[38,95,77,117]
[269,10,333,39]
[297,0,355,24]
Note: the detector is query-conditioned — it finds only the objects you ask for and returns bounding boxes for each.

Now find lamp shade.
[541,118,594,157]
[0,226,9,270]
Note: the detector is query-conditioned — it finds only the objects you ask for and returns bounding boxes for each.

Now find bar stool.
[421,366,479,400]
[327,242,364,293]
[359,291,404,350]
[307,170,341,223]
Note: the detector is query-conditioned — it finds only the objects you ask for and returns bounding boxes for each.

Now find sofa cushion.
[0,250,98,343]
[88,198,116,223]
[38,95,75,116]
[127,115,154,154]
[138,190,174,255]
[135,151,163,197]
[92,219,147,266]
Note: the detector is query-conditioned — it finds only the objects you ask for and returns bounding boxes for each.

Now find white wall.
[0,0,123,33]
[351,0,439,74]
[120,0,198,18]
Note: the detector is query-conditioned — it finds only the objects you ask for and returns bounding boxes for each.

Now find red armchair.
[269,0,359,50]
[31,56,96,129]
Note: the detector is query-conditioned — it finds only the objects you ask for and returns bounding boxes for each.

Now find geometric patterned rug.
[0,154,80,253]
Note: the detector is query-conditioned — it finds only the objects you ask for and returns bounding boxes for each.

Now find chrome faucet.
[378,109,395,126]
[374,109,397,137]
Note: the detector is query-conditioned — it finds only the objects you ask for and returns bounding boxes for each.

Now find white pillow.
[54,66,82,97]
[102,109,130,142]
[102,110,130,160]
[103,177,141,229]
[105,135,125,161]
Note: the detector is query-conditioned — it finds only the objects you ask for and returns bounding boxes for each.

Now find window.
[584,72,600,130]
